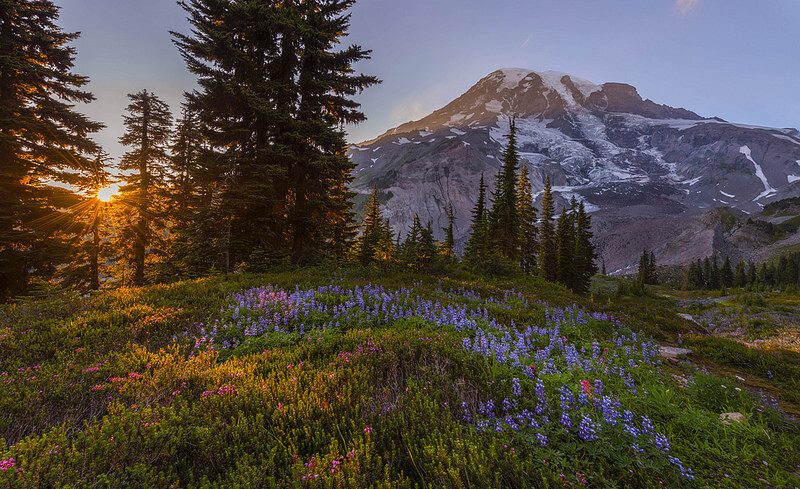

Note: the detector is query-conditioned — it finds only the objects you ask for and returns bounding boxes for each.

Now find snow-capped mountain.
[348,68,800,272]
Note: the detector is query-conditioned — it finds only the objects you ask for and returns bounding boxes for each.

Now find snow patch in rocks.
[450,128,466,136]
[740,145,777,200]
[485,99,503,112]
[447,113,466,125]
[720,191,735,198]
[395,137,411,145]
[789,175,800,183]
[682,176,703,186]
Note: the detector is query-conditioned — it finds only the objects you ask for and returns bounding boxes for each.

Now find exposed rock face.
[348,68,800,271]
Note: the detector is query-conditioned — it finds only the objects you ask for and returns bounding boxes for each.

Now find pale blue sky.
[55,0,800,160]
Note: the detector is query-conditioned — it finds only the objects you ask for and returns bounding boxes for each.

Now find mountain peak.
[349,67,800,270]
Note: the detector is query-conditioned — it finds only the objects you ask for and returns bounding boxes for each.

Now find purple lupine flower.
[654,432,670,452]
[560,411,572,428]
[578,414,599,441]
[535,380,547,415]
[536,432,548,447]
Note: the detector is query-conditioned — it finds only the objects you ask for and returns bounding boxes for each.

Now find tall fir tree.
[357,185,392,265]
[400,214,423,267]
[555,207,574,288]
[172,0,379,267]
[538,176,557,282]
[747,262,757,285]
[61,150,114,291]
[118,90,173,286]
[326,179,361,260]
[649,251,658,284]
[703,257,717,289]
[464,173,490,266]
[572,201,597,294]
[637,249,658,285]
[488,119,519,260]
[734,259,747,288]
[0,0,103,300]
[440,203,456,261]
[721,256,734,288]
[418,221,438,271]
[159,105,204,280]
[516,163,538,273]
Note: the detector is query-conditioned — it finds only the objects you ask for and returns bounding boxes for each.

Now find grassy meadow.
[1,269,799,488]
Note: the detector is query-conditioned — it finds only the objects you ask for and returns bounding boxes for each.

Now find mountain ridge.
[348,68,800,272]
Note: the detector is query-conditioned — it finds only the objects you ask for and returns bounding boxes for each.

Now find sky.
[55,0,800,161]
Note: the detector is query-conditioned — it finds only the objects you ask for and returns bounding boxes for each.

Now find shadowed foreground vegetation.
[1,269,799,488]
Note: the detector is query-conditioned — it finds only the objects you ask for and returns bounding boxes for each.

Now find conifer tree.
[61,150,114,291]
[419,221,438,270]
[687,261,698,289]
[784,258,798,287]
[538,176,557,281]
[602,259,607,275]
[488,120,519,260]
[711,255,721,289]
[173,0,379,267]
[649,251,658,285]
[703,257,713,289]
[358,185,392,265]
[573,201,597,294]
[440,203,456,261]
[118,90,173,286]
[734,260,747,288]
[721,256,734,288]
[516,164,538,273]
[326,180,361,259]
[747,262,757,285]
[555,207,574,288]
[0,0,103,300]
[637,249,658,286]
[464,173,490,266]
[400,214,423,267]
[157,105,204,280]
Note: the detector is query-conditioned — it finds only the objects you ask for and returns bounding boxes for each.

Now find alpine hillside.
[348,68,800,273]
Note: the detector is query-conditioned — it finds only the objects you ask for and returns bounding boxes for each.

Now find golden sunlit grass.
[97,184,120,202]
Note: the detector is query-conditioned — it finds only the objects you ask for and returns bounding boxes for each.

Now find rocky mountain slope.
[348,68,800,272]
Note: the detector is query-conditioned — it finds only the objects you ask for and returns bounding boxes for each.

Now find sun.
[96,184,119,202]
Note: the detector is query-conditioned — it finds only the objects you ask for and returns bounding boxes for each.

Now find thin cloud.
[521,33,534,48]
[677,0,700,15]
[390,97,427,124]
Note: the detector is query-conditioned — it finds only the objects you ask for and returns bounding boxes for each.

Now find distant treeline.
[686,253,800,291]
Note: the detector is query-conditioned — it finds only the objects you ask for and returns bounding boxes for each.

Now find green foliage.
[488,119,520,261]
[516,164,538,274]
[538,176,557,283]
[357,186,394,265]
[1,269,799,488]
[464,173,491,267]
[0,0,104,302]
[172,0,379,268]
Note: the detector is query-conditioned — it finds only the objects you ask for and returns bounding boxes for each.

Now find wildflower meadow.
[1,270,798,488]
